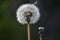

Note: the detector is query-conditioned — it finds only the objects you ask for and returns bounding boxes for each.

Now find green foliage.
[0,0,27,40]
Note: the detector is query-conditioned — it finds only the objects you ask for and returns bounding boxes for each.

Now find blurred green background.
[0,0,27,40]
[1,0,60,40]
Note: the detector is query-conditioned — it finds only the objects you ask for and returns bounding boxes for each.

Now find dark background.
[0,0,60,40]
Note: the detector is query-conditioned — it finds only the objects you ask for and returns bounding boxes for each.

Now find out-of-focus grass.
[0,0,27,40]
[0,0,9,10]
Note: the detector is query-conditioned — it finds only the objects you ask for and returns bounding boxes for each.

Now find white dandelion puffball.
[16,4,40,24]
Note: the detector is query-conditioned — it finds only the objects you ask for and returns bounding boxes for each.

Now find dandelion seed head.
[16,4,40,24]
